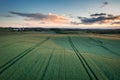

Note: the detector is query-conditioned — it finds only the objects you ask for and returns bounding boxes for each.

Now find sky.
[0,0,120,29]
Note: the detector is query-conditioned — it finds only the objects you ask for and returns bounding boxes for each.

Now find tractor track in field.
[0,37,50,75]
[100,45,120,56]
[68,36,98,80]
[89,38,103,44]
[89,37,120,56]
[40,49,54,80]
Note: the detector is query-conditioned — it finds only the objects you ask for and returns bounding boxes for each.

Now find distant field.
[0,31,120,80]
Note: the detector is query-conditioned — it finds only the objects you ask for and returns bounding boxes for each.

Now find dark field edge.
[0,27,120,34]
[68,36,99,80]
[0,37,50,75]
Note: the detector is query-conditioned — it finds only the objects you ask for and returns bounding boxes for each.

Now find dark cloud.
[0,14,14,17]
[104,2,108,5]
[90,13,106,17]
[10,11,68,23]
[101,1,109,8]
[75,13,120,25]
[5,15,14,17]
[10,11,47,20]
[81,16,106,24]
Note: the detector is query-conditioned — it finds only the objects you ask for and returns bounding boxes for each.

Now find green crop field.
[0,31,120,80]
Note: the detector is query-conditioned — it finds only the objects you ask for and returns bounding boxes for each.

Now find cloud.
[112,22,120,24]
[71,21,80,25]
[0,14,14,17]
[8,11,120,28]
[5,15,14,17]
[10,11,68,23]
[101,1,109,8]
[90,13,107,17]
[10,11,46,19]
[76,13,120,25]
[81,17,105,24]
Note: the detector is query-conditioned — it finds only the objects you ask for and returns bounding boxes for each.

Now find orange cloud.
[42,13,68,23]
[10,11,69,24]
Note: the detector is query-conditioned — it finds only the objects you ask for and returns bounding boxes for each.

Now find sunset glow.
[0,0,120,28]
